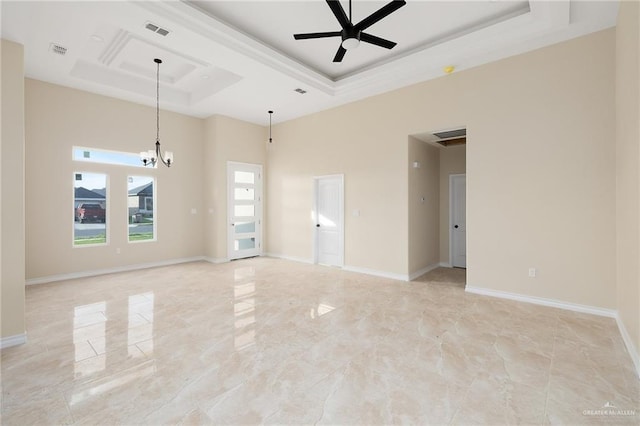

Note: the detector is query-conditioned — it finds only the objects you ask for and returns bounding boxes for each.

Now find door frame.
[227,161,263,260]
[312,174,345,267]
[449,173,466,268]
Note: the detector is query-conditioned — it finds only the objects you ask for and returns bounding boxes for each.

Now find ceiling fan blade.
[360,32,397,49]
[294,31,342,40]
[354,0,406,32]
[333,45,347,62]
[326,0,351,29]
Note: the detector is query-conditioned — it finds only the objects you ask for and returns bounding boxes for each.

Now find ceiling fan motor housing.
[341,27,361,49]
[293,0,406,62]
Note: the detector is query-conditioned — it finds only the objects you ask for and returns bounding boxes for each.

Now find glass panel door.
[228,162,262,260]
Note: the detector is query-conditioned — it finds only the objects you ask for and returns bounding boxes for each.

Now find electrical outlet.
[528,268,536,278]
[116,248,121,255]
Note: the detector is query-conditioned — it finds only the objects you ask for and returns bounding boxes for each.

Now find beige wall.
[408,137,440,275]
[439,145,466,265]
[203,115,266,261]
[24,79,205,280]
[1,39,26,339]
[616,0,640,367]
[266,104,409,273]
[267,29,617,309]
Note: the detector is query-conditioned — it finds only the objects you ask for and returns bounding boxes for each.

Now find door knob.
[454,225,459,229]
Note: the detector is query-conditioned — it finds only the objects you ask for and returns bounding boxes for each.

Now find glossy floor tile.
[1,258,638,425]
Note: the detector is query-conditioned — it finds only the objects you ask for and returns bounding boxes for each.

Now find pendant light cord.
[156,60,160,143]
[268,110,273,143]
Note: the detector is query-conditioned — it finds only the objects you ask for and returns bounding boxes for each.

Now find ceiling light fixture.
[268,110,273,143]
[141,58,173,168]
[342,1,360,52]
[293,0,405,63]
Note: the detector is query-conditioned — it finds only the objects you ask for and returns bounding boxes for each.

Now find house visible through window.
[74,172,107,246]
[128,176,155,242]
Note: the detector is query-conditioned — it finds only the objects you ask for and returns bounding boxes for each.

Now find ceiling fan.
[293,0,407,63]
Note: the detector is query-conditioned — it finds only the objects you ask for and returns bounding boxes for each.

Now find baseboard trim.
[1,333,27,349]
[26,256,207,285]
[203,257,228,264]
[265,254,408,281]
[264,253,314,264]
[439,262,452,268]
[615,313,640,379]
[465,285,640,377]
[465,286,617,318]
[343,265,408,282]
[409,263,441,281]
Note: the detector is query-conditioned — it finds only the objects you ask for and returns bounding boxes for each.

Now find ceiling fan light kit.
[294,0,406,63]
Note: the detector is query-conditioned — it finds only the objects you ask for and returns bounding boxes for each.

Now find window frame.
[73,146,155,169]
[73,171,109,248]
[127,175,157,244]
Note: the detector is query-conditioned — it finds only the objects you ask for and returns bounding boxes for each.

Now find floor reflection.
[233,266,256,351]
[310,303,336,319]
[73,301,106,377]
[70,292,156,405]
[128,292,154,357]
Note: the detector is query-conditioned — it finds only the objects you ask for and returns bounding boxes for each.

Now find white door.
[450,174,466,268]
[314,175,344,267]
[228,162,262,260]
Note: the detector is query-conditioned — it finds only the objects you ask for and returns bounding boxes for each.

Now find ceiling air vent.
[145,22,170,37]
[433,127,466,147]
[49,43,67,56]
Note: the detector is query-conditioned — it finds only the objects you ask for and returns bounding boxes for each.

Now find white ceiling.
[1,1,619,126]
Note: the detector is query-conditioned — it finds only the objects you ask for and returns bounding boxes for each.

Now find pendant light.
[140,58,173,167]
[268,110,273,143]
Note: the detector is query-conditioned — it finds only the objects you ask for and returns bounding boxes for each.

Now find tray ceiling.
[0,1,619,125]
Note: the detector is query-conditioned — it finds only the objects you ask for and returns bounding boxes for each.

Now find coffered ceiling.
[0,1,619,125]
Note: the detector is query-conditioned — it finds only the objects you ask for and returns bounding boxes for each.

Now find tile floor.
[1,257,638,425]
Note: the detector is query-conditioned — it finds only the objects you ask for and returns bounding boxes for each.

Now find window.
[74,172,107,246]
[128,176,155,242]
[73,147,151,168]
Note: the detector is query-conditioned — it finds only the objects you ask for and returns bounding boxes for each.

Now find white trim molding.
[204,257,228,264]
[264,253,314,265]
[343,265,408,282]
[466,285,640,378]
[269,254,412,282]
[1,333,27,349]
[409,263,441,281]
[26,256,206,285]
[615,314,640,379]
[465,286,617,317]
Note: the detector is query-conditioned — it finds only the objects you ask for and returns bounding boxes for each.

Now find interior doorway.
[450,174,466,268]
[313,174,344,267]
[227,162,263,260]
[407,128,467,280]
